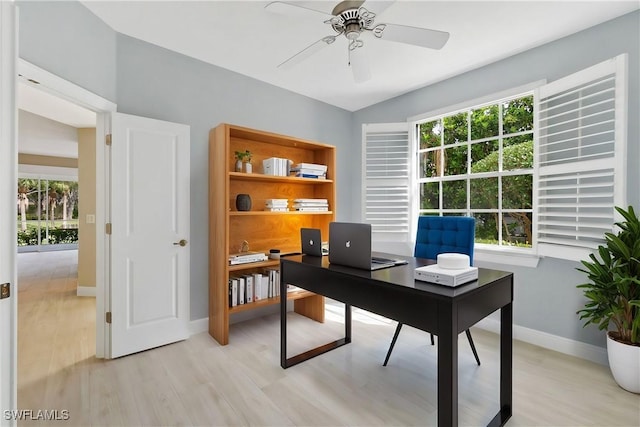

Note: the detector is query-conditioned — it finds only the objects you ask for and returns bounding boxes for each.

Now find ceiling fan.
[265,0,450,83]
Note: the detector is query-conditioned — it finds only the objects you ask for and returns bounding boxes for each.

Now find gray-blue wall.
[115,34,353,320]
[17,0,117,102]
[17,0,353,322]
[17,1,639,349]
[353,10,640,348]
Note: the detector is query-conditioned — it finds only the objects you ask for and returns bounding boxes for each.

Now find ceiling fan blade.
[278,36,337,69]
[376,23,450,50]
[361,0,396,16]
[265,1,331,19]
[350,46,371,83]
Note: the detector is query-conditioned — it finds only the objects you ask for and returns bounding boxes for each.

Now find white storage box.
[414,264,478,287]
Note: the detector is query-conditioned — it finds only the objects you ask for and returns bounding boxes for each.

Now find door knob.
[173,239,188,247]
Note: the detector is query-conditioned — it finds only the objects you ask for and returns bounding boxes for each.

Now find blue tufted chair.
[383,215,481,366]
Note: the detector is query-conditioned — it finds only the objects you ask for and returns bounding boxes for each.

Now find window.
[363,54,627,263]
[416,93,535,249]
[17,176,79,249]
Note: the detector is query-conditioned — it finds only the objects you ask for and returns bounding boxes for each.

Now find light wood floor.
[17,250,639,426]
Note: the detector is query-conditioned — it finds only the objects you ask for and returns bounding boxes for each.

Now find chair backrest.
[414,216,475,264]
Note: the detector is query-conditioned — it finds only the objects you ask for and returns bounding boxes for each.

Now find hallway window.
[17,177,79,249]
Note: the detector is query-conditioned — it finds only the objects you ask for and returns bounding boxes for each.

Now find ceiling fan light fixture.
[345,23,361,40]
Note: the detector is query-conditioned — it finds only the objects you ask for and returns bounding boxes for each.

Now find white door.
[0,1,17,421]
[110,113,190,358]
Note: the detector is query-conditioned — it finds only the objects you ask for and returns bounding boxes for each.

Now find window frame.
[408,81,544,263]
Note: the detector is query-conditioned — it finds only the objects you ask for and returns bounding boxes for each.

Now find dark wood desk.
[279,253,513,427]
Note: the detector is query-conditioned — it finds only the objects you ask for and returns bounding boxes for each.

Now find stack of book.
[228,251,268,265]
[290,163,327,179]
[265,198,289,212]
[228,269,282,307]
[293,198,329,212]
[263,157,292,176]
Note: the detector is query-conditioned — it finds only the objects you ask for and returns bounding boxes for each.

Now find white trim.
[17,59,116,112]
[474,317,608,366]
[76,286,96,298]
[408,80,546,123]
[18,164,77,178]
[189,318,209,336]
[96,113,109,358]
[474,248,540,268]
[0,1,18,421]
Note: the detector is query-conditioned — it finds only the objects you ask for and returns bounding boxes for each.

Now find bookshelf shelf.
[228,290,318,314]
[228,171,333,184]
[228,259,280,272]
[229,211,333,217]
[209,123,336,345]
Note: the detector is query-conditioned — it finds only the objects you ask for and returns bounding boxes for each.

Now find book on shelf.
[228,278,238,307]
[291,163,327,172]
[293,198,328,204]
[294,207,329,212]
[265,198,289,211]
[229,251,268,265]
[253,273,263,301]
[238,277,245,305]
[293,201,328,207]
[244,275,254,303]
[263,157,292,176]
[293,199,329,211]
[296,173,326,179]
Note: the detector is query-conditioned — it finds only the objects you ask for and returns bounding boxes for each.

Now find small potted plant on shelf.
[577,205,640,394]
[234,150,252,173]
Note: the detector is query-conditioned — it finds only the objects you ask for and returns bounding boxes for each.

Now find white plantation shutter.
[534,54,627,261]
[362,123,411,242]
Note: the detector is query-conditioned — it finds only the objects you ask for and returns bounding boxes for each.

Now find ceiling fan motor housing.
[330,4,377,40]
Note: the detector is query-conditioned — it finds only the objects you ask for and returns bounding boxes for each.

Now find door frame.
[17,59,116,358]
[1,1,18,420]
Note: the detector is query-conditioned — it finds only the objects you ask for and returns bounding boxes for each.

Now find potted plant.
[577,205,640,393]
[234,150,252,173]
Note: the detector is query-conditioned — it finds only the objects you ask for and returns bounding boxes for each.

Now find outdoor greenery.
[16,178,79,246]
[418,95,534,246]
[577,206,640,345]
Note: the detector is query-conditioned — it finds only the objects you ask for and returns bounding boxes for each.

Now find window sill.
[474,245,540,268]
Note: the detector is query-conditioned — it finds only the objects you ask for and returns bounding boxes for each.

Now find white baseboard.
[189,317,209,335]
[474,317,608,366]
[77,286,96,297]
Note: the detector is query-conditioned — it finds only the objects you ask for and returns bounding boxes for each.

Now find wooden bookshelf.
[208,123,336,345]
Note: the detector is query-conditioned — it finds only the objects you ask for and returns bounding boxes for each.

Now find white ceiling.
[82,0,639,112]
[17,82,97,129]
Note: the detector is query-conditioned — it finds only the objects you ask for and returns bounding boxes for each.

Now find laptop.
[301,228,325,256]
[328,222,407,271]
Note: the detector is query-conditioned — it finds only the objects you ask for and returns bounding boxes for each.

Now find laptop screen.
[328,222,374,270]
[301,228,323,256]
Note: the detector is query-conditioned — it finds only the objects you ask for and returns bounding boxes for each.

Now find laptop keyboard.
[371,256,397,264]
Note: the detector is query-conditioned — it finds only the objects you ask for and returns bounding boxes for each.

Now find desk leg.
[280,262,352,368]
[345,304,352,343]
[280,270,288,368]
[487,300,513,427]
[437,305,458,427]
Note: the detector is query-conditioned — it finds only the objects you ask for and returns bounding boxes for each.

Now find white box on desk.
[414,265,478,287]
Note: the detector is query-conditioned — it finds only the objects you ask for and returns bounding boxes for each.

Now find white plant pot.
[244,162,252,174]
[607,332,640,393]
